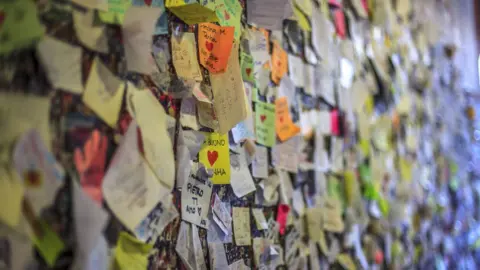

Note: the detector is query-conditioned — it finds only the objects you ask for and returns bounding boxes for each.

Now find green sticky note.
[32,220,65,267]
[241,52,255,84]
[99,0,132,24]
[0,0,45,55]
[215,0,242,40]
[378,197,390,216]
[115,232,153,270]
[255,101,275,147]
[359,164,371,184]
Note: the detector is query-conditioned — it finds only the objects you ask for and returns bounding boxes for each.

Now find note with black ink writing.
[252,145,268,178]
[181,167,213,229]
[233,207,251,246]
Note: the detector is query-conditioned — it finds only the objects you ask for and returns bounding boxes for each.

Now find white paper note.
[176,221,208,270]
[272,136,300,173]
[102,121,167,231]
[181,167,213,229]
[230,148,256,198]
[36,36,83,94]
[252,208,268,230]
[232,207,251,246]
[73,9,108,53]
[252,146,268,179]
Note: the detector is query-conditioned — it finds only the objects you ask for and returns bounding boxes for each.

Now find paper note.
[215,0,243,40]
[230,147,256,198]
[176,221,207,270]
[36,36,83,94]
[232,120,255,143]
[0,168,24,228]
[323,197,344,233]
[166,1,218,25]
[210,43,248,133]
[271,41,288,84]
[72,0,108,10]
[198,133,230,184]
[306,207,323,242]
[334,10,346,39]
[275,97,300,141]
[212,194,232,235]
[272,135,300,173]
[180,97,200,130]
[241,52,255,84]
[198,23,235,73]
[73,9,108,53]
[123,6,162,74]
[102,121,167,231]
[293,3,311,31]
[83,58,125,127]
[72,180,109,267]
[337,253,357,270]
[114,232,153,270]
[255,101,276,147]
[0,0,45,56]
[252,208,268,230]
[276,204,290,235]
[13,130,65,216]
[252,145,269,178]
[84,236,109,270]
[99,0,132,24]
[232,207,251,246]
[128,84,175,190]
[132,0,168,35]
[246,0,290,30]
[135,196,178,243]
[181,167,213,228]
[171,33,203,81]
[32,220,65,267]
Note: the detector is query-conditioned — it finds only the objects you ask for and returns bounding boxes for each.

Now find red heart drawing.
[207,150,218,166]
[260,115,266,122]
[277,60,281,67]
[246,68,252,77]
[224,10,230,20]
[144,0,152,6]
[279,116,284,123]
[0,11,5,28]
[205,41,214,52]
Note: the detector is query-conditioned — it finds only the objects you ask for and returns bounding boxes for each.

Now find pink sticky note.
[361,0,368,13]
[328,0,341,8]
[276,204,290,235]
[334,10,346,39]
[330,109,340,136]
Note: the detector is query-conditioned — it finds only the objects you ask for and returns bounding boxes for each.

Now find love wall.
[0,0,472,269]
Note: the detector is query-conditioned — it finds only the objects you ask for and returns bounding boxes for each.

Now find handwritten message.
[271,41,288,84]
[233,207,251,246]
[210,43,248,134]
[252,145,268,178]
[215,0,243,40]
[181,168,213,228]
[171,33,202,81]
[166,1,218,25]
[275,97,300,141]
[199,133,231,184]
[255,101,276,147]
[272,135,299,173]
[198,23,235,73]
[241,52,255,83]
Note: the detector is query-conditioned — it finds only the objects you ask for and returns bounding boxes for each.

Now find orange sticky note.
[275,97,300,141]
[198,23,235,73]
[271,41,288,84]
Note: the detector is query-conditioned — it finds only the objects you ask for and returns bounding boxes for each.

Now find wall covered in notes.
[0,0,478,269]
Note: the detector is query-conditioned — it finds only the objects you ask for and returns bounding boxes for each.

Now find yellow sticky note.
[83,58,125,128]
[32,220,65,267]
[337,253,357,270]
[399,158,412,182]
[99,0,132,24]
[0,0,45,56]
[344,171,359,206]
[0,168,24,228]
[293,4,311,31]
[114,232,153,270]
[199,133,231,184]
[166,1,218,25]
[171,33,203,81]
[210,43,248,134]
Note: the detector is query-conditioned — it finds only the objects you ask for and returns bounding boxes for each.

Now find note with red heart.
[241,52,255,84]
[271,41,288,84]
[215,0,242,40]
[199,133,231,184]
[255,101,275,147]
[275,97,300,142]
[198,23,234,73]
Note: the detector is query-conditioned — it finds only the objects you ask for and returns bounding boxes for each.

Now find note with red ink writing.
[255,101,276,147]
[198,23,235,73]
[171,33,203,81]
[199,133,231,184]
[210,42,248,134]
[271,41,288,84]
[181,166,213,228]
[233,207,251,246]
[275,97,300,141]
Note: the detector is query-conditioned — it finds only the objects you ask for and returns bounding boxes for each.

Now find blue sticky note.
[232,121,255,143]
